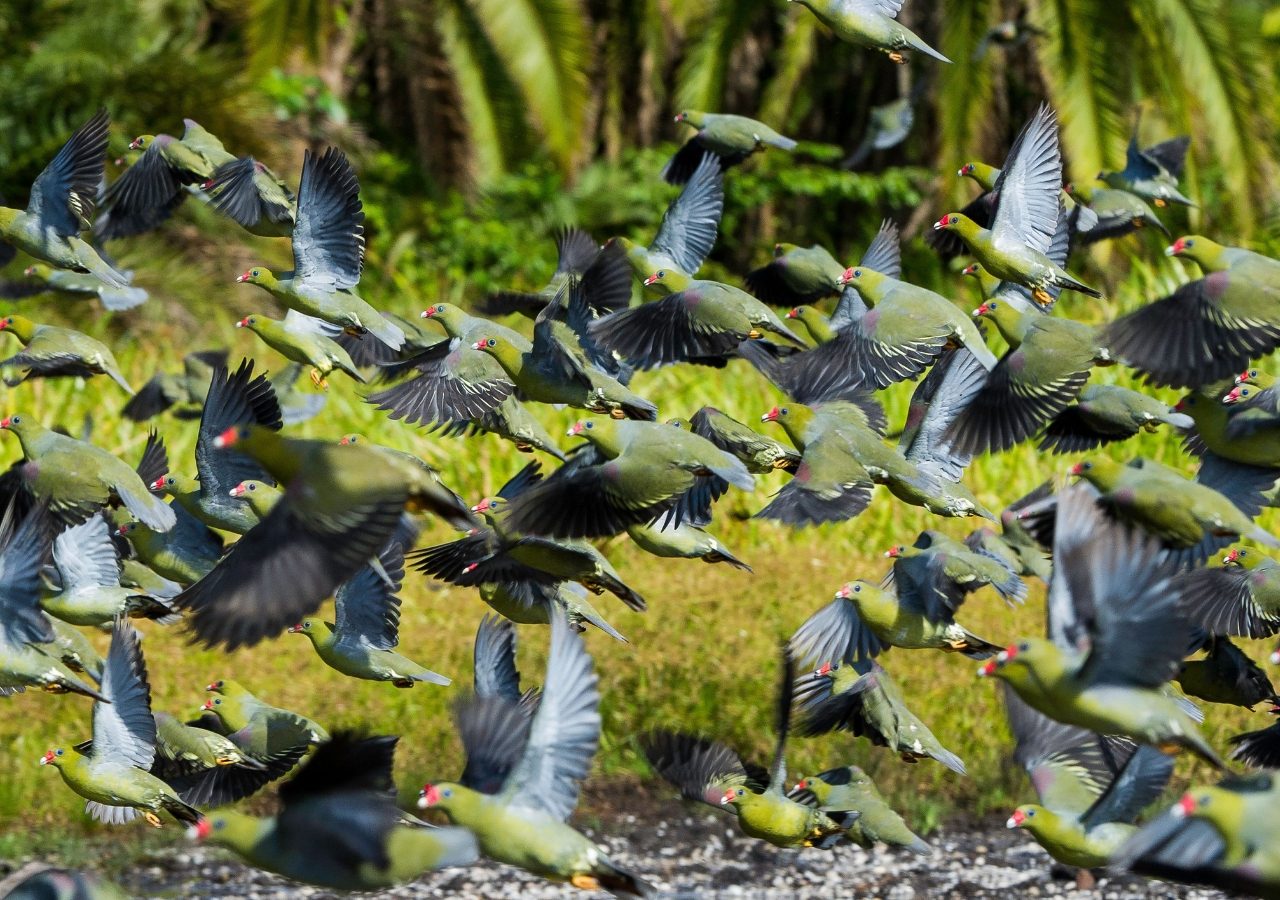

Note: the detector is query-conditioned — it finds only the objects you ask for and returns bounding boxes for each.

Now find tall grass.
[0,215,1268,859]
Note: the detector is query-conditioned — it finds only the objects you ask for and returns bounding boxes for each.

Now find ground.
[0,795,1227,899]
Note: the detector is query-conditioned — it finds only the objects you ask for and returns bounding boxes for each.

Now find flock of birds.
[4,2,1280,898]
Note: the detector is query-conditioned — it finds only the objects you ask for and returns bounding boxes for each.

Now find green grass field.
[0,218,1266,866]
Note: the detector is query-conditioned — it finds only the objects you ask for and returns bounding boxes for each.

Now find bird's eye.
[10,416,20,425]
[1243,389,1252,397]
[1240,550,1250,558]
[1185,239,1195,247]
[780,407,789,415]
[1018,641,1030,652]
[213,818,226,831]
[303,622,310,629]
[1198,795,1210,807]
[852,584,861,593]
[486,339,496,348]
[1080,462,1092,471]
[437,305,446,312]
[989,301,998,308]
[949,216,958,225]
[247,483,256,491]
[736,788,745,796]
[852,269,862,279]
[442,787,454,799]
[213,698,222,706]
[55,749,63,756]
[656,271,666,279]
[584,421,594,429]
[1026,808,1035,817]
[251,269,260,277]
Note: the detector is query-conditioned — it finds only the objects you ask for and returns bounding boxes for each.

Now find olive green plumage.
[1177,637,1277,710]
[1040,384,1193,454]
[1067,181,1168,245]
[745,243,845,308]
[22,262,148,311]
[479,580,628,643]
[1167,234,1280,290]
[626,521,751,571]
[788,766,931,853]
[202,679,328,753]
[236,311,364,388]
[0,109,128,288]
[0,415,175,532]
[1178,547,1280,640]
[0,313,132,392]
[662,111,796,184]
[1098,128,1194,208]
[123,349,228,423]
[788,0,950,63]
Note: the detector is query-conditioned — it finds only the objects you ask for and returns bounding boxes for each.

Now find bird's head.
[149,474,176,493]
[472,336,503,354]
[287,619,325,637]
[1236,368,1263,386]
[957,163,978,178]
[813,661,835,679]
[206,679,229,693]
[932,213,963,232]
[189,812,261,850]
[0,413,27,433]
[1165,235,1205,259]
[977,639,1043,678]
[201,697,223,712]
[418,782,461,811]
[421,304,462,331]
[39,748,66,768]
[834,582,864,601]
[720,786,746,807]
[115,520,138,537]
[1223,385,1251,405]
[213,425,253,450]
[236,267,272,286]
[760,405,785,424]
[885,545,906,558]
[1006,805,1039,830]
[235,316,257,329]
[22,264,50,279]
[338,433,361,446]
[643,270,669,288]
[961,263,982,278]
[567,419,599,438]
[1224,547,1264,571]
[470,497,504,515]
[128,135,154,151]
[837,266,864,287]
[674,111,704,128]
[972,301,996,319]
[785,306,805,320]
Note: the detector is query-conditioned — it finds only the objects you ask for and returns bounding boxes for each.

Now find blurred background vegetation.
[2,0,1280,858]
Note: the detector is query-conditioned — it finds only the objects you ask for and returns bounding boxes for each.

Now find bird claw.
[1154,198,1167,208]
[888,51,906,64]
[515,442,533,453]
[609,409,626,419]
[1032,288,1053,307]
[747,329,763,339]
[144,812,163,828]
[571,875,602,891]
[214,756,238,767]
[308,369,329,391]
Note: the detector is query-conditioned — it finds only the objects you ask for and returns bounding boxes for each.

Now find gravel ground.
[2,800,1227,899]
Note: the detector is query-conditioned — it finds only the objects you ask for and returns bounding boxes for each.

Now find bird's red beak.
[22,266,34,276]
[885,546,901,558]
[287,623,303,634]
[418,784,441,808]
[235,317,249,328]
[816,661,833,677]
[973,304,989,317]
[191,817,212,841]
[206,682,220,692]
[0,417,12,429]
[785,308,799,319]
[1006,809,1026,828]
[212,426,241,449]
[472,339,487,350]
[567,421,586,436]
[471,499,492,514]
[761,407,780,423]
[1225,549,1241,564]
[1167,238,1188,257]
[1224,386,1243,404]
[39,750,55,766]
[149,476,167,491]
[129,137,144,150]
[229,482,247,498]
[202,179,215,190]
[977,659,998,677]
[932,215,952,231]
[235,271,252,283]
[794,779,808,791]
[719,788,736,806]
[838,267,856,286]
[962,264,979,276]
[338,435,353,445]
[1173,793,1197,819]
[643,272,661,286]
[201,699,215,710]
[834,584,852,600]
[1068,462,1084,476]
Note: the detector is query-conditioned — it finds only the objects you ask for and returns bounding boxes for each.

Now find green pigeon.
[497,418,753,539]
[410,462,646,610]
[1066,181,1169,245]
[203,154,297,237]
[1106,247,1280,389]
[1176,636,1277,710]
[1039,384,1193,454]
[1178,547,1280,640]
[663,111,796,185]
[97,119,235,240]
[0,313,133,393]
[1002,686,1175,870]
[688,405,801,474]
[0,506,106,701]
[227,479,280,518]
[40,622,203,828]
[0,416,176,531]
[148,710,305,809]
[479,580,628,643]
[172,424,473,649]
[123,349,228,423]
[784,304,837,345]
[626,521,751,571]
[419,611,652,896]
[1070,456,1280,566]
[49,615,106,682]
[113,506,221,586]
[483,228,632,319]
[757,352,992,525]
[203,678,328,749]
[21,263,148,311]
[334,433,464,514]
[957,199,1074,317]
[790,577,1001,664]
[1176,383,1280,471]
[41,513,176,627]
[745,242,845,308]
[885,529,1027,608]
[289,542,450,687]
[0,109,128,287]
[791,658,965,772]
[150,360,283,535]
[943,298,1112,455]
[610,154,723,280]
[195,732,477,891]
[787,766,931,854]
[236,311,364,389]
[979,482,1223,767]
[949,160,1098,250]
[236,148,404,350]
[643,651,858,849]
[368,302,523,427]
[934,107,1100,306]
[1114,774,1280,897]
[588,267,807,370]
[843,84,922,168]
[787,0,950,64]
[474,285,658,420]
[1098,127,1194,208]
[963,482,1054,582]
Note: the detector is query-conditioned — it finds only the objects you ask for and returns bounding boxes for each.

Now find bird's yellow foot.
[1154,198,1168,208]
[144,812,163,828]
[43,683,67,694]
[1033,288,1053,307]
[1156,741,1184,755]
[516,442,533,453]
[747,329,763,339]
[214,756,239,767]
[888,51,905,64]
[571,874,602,891]
[343,326,363,336]
[944,638,974,651]
[609,408,626,419]
[772,458,792,469]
